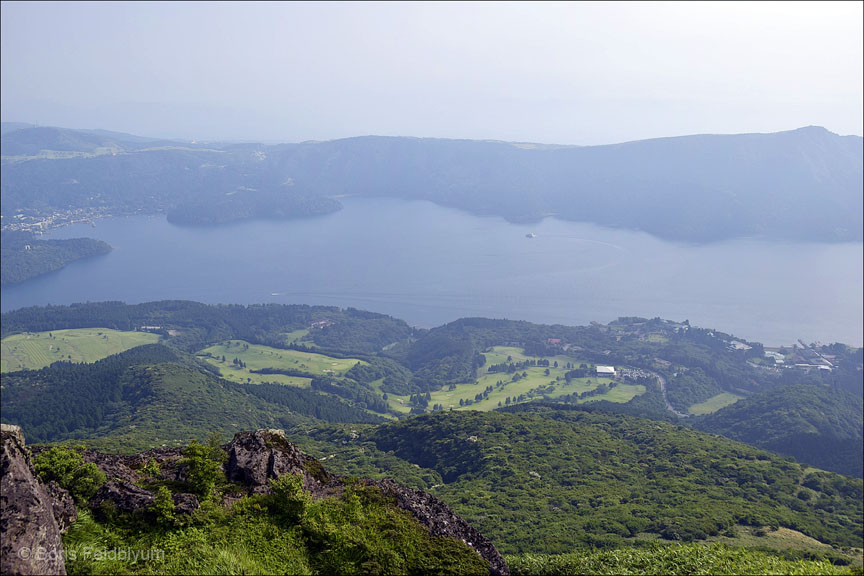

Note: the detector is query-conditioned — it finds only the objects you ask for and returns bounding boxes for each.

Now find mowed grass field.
[709,525,862,566]
[1,328,160,372]
[382,345,647,414]
[688,392,744,415]
[482,345,575,368]
[197,340,366,388]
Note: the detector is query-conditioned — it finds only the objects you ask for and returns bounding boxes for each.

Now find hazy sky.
[2,1,862,144]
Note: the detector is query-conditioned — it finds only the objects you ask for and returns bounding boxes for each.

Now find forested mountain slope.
[0,344,384,452]
[2,302,862,571]
[2,302,861,477]
[3,125,861,242]
[287,408,863,555]
[693,384,864,477]
[0,300,413,353]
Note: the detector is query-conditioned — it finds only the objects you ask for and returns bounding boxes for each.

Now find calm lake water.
[2,197,862,347]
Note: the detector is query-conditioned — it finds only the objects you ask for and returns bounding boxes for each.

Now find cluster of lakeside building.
[1,205,160,233]
[2,207,111,233]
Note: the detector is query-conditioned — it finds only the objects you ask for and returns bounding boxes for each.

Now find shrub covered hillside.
[506,544,862,576]
[4,301,861,477]
[3,425,858,576]
[15,429,505,575]
[693,383,864,478]
[288,408,863,556]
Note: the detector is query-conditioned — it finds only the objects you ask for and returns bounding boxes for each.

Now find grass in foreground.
[62,476,489,576]
[506,543,861,575]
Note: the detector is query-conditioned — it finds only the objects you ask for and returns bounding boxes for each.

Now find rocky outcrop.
[81,452,143,485]
[89,480,155,517]
[224,429,509,575]
[87,482,199,519]
[372,478,509,576]
[44,480,77,533]
[29,445,188,486]
[4,428,508,575]
[225,429,334,497]
[1,424,73,576]
[171,493,200,515]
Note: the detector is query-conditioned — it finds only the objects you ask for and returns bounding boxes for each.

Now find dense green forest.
[0,230,111,285]
[3,124,862,242]
[288,409,862,555]
[2,301,861,478]
[0,344,383,452]
[0,301,413,354]
[2,301,862,574]
[693,384,864,477]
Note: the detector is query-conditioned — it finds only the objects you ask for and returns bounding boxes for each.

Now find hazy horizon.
[2,1,862,145]
[3,119,859,148]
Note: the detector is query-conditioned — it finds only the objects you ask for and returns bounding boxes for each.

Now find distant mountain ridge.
[0,122,36,135]
[2,124,861,242]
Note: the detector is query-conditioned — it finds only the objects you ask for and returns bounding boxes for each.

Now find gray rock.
[89,481,154,517]
[225,429,330,495]
[5,428,508,576]
[373,478,509,576]
[226,430,509,575]
[44,480,77,533]
[0,424,25,446]
[171,493,199,515]
[1,425,71,575]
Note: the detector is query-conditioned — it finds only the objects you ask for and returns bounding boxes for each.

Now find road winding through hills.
[651,370,690,418]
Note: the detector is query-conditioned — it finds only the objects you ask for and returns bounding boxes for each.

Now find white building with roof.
[596,365,616,377]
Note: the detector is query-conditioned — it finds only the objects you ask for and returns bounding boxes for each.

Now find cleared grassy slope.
[1,328,159,372]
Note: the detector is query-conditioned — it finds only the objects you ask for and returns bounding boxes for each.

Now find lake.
[2,197,862,346]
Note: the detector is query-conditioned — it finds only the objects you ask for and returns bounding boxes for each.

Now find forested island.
[0,230,111,285]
